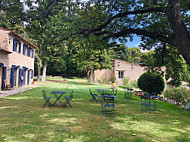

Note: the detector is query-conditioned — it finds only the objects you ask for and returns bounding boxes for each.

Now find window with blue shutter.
[32,49,34,58]
[10,68,14,88]
[27,70,30,85]
[13,38,17,51]
[23,44,26,55]
[31,70,33,79]
[18,41,21,53]
[1,67,6,90]
[18,69,22,86]
[27,46,31,57]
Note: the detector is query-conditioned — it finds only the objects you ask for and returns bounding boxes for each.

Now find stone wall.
[94,69,113,83]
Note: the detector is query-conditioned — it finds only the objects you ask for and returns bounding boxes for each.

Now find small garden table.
[51,91,66,106]
[96,89,108,96]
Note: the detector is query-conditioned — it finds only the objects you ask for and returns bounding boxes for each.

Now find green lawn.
[0,78,190,142]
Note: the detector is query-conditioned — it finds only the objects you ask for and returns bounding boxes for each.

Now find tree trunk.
[37,64,41,81]
[87,71,90,79]
[89,70,94,84]
[35,54,42,81]
[41,60,47,82]
[167,0,190,65]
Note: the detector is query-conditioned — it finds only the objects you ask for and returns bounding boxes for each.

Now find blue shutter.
[28,47,31,57]
[18,69,22,86]
[18,41,21,53]
[31,70,33,79]
[27,70,30,85]
[13,38,17,51]
[23,70,25,86]
[27,46,30,56]
[32,49,34,58]
[10,68,14,88]
[1,67,6,90]
[23,44,25,55]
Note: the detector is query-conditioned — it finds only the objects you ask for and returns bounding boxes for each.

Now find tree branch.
[51,30,85,45]
[102,28,174,45]
[85,7,167,36]
[51,7,167,45]
[43,0,59,15]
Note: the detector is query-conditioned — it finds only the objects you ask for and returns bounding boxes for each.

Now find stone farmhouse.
[0,27,37,90]
[95,59,147,85]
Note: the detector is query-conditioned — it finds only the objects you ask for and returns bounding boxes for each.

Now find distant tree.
[73,37,114,84]
[113,44,129,61]
[140,46,187,87]
[128,47,142,64]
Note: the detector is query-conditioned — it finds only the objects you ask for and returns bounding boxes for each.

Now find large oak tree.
[40,0,190,65]
[1,0,190,64]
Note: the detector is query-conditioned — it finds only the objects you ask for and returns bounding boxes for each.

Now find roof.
[114,58,144,67]
[0,27,37,49]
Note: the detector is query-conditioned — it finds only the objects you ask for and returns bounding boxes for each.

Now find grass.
[0,78,190,142]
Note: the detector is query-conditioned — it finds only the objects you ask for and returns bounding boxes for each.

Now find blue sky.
[125,35,142,48]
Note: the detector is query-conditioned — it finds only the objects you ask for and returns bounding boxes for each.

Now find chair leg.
[64,99,72,107]
[43,99,51,108]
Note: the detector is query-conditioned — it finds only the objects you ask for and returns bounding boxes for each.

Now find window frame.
[118,70,124,79]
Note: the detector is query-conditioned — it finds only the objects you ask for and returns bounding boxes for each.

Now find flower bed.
[163,87,190,109]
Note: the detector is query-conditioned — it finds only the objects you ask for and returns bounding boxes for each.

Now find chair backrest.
[89,89,93,95]
[42,90,47,99]
[70,90,74,99]
[104,96,115,104]
[111,88,117,96]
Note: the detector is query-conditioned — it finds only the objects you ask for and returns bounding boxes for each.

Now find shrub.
[97,79,102,84]
[130,81,138,89]
[138,71,165,94]
[123,77,130,88]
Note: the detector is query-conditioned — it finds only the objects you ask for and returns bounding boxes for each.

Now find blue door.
[27,70,30,85]
[1,67,6,90]
[18,69,22,87]
[10,68,14,88]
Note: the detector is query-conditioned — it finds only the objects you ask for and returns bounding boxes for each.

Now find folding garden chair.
[89,89,98,102]
[102,96,116,117]
[42,90,52,107]
[141,93,158,111]
[124,88,133,99]
[64,90,74,107]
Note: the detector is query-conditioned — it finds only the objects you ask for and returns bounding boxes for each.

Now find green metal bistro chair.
[42,90,52,107]
[89,89,98,102]
[64,90,74,107]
